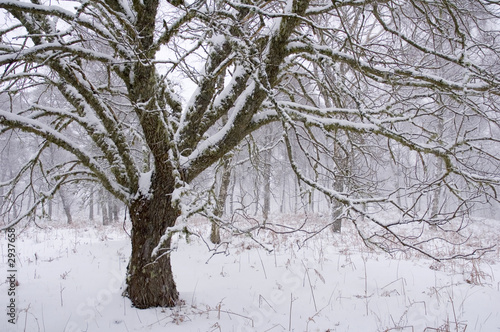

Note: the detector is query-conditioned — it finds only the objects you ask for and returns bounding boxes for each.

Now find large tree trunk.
[125,172,180,308]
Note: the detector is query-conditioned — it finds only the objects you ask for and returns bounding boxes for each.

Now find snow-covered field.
[1,216,500,331]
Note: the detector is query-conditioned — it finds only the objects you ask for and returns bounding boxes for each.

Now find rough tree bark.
[126,171,180,308]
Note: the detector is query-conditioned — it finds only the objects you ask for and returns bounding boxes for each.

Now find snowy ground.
[1,216,500,332]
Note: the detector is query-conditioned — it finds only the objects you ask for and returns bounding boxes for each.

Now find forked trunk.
[125,172,180,308]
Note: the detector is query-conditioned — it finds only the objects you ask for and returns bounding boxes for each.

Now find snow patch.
[138,170,153,197]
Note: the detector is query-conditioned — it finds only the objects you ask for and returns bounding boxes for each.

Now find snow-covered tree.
[1,0,500,308]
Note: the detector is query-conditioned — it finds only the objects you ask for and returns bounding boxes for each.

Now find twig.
[302,261,317,311]
[259,295,277,312]
[122,207,130,238]
[257,249,268,279]
[264,324,286,331]
[23,303,31,332]
[60,283,65,307]
[449,294,459,332]
[209,309,254,327]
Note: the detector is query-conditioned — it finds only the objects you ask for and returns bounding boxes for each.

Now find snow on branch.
[0,111,129,201]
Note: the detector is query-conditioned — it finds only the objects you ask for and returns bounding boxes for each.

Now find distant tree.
[59,188,73,224]
[1,0,499,309]
[88,188,95,222]
[209,153,232,244]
